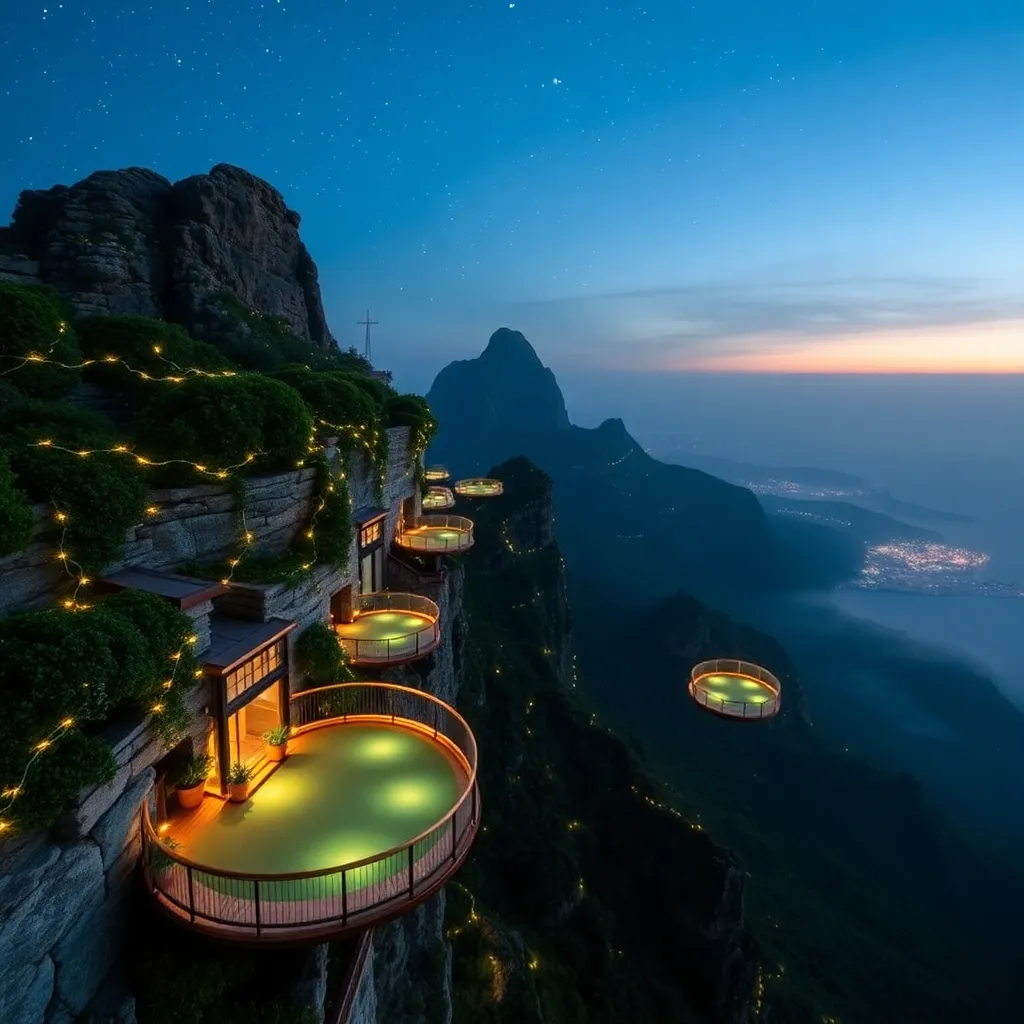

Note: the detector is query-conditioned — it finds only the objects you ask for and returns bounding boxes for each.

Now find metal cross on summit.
[357,310,379,364]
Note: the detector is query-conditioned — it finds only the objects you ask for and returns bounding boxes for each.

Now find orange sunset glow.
[669,318,1024,373]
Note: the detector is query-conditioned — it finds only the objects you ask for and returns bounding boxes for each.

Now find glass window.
[360,519,382,547]
[224,640,284,704]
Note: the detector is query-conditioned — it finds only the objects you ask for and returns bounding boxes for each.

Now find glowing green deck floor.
[336,611,434,643]
[401,527,469,551]
[693,673,775,705]
[183,724,464,878]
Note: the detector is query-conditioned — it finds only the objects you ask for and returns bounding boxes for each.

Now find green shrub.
[270,367,390,499]
[0,282,82,398]
[133,373,314,477]
[270,366,382,435]
[211,292,344,372]
[0,452,35,557]
[340,370,394,407]
[387,392,437,455]
[0,590,198,832]
[294,621,352,685]
[0,401,150,574]
[76,315,233,397]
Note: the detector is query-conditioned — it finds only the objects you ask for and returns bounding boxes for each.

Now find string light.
[32,438,258,479]
[0,344,239,383]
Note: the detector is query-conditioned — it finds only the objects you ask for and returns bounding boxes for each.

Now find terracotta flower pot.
[177,780,205,810]
[266,742,287,762]
[228,782,250,803]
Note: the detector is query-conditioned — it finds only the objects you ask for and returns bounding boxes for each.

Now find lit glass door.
[226,681,282,770]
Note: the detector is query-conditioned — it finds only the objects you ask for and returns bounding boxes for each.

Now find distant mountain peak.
[481,327,541,364]
[427,326,570,437]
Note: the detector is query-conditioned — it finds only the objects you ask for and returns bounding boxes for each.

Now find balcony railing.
[141,682,480,942]
[453,477,504,498]
[394,514,474,554]
[335,591,441,665]
[422,486,455,511]
[689,658,782,720]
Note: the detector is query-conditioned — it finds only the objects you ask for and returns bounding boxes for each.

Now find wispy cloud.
[510,275,1024,371]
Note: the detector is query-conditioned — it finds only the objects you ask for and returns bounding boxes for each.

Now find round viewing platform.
[689,659,781,721]
[422,486,455,512]
[423,466,450,483]
[454,477,504,498]
[142,683,480,943]
[395,515,474,555]
[334,592,440,666]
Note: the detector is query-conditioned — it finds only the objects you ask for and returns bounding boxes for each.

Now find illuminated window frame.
[360,519,383,548]
[224,640,285,704]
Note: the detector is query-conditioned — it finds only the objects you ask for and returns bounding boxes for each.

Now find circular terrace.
[454,477,504,498]
[423,466,450,483]
[142,682,480,943]
[422,486,455,512]
[689,659,781,721]
[394,515,474,555]
[334,592,440,666]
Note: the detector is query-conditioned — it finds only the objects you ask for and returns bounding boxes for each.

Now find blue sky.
[2,1,1023,389]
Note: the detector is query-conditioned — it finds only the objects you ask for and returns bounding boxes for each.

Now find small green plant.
[227,761,255,785]
[176,753,213,789]
[263,725,290,746]
[149,834,181,875]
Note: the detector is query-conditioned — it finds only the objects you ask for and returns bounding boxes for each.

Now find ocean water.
[560,371,1024,708]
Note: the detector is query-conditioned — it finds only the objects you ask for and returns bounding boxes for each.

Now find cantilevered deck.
[394,515,474,555]
[334,592,440,665]
[689,659,781,720]
[453,477,503,498]
[422,486,455,511]
[142,683,480,942]
[423,466,450,483]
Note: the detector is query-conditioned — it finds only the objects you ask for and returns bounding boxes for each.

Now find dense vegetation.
[0,281,436,835]
[0,590,199,831]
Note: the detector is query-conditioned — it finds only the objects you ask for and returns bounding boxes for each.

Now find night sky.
[2,1,1023,388]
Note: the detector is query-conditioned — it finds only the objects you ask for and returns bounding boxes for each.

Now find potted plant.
[263,725,290,762]
[227,761,255,803]
[175,753,213,810]
[148,835,181,881]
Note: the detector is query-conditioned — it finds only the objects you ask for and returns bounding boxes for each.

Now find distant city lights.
[854,541,1022,597]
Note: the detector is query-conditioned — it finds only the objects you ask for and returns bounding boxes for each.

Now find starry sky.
[2,0,1024,390]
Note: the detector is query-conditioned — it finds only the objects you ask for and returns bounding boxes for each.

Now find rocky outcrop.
[0,163,335,351]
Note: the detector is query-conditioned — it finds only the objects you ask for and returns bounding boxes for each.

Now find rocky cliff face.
[446,457,758,1024]
[0,163,335,351]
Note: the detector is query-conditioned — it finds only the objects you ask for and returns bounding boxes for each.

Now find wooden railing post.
[254,879,262,936]
[341,869,348,924]
[187,864,195,922]
[408,844,415,898]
